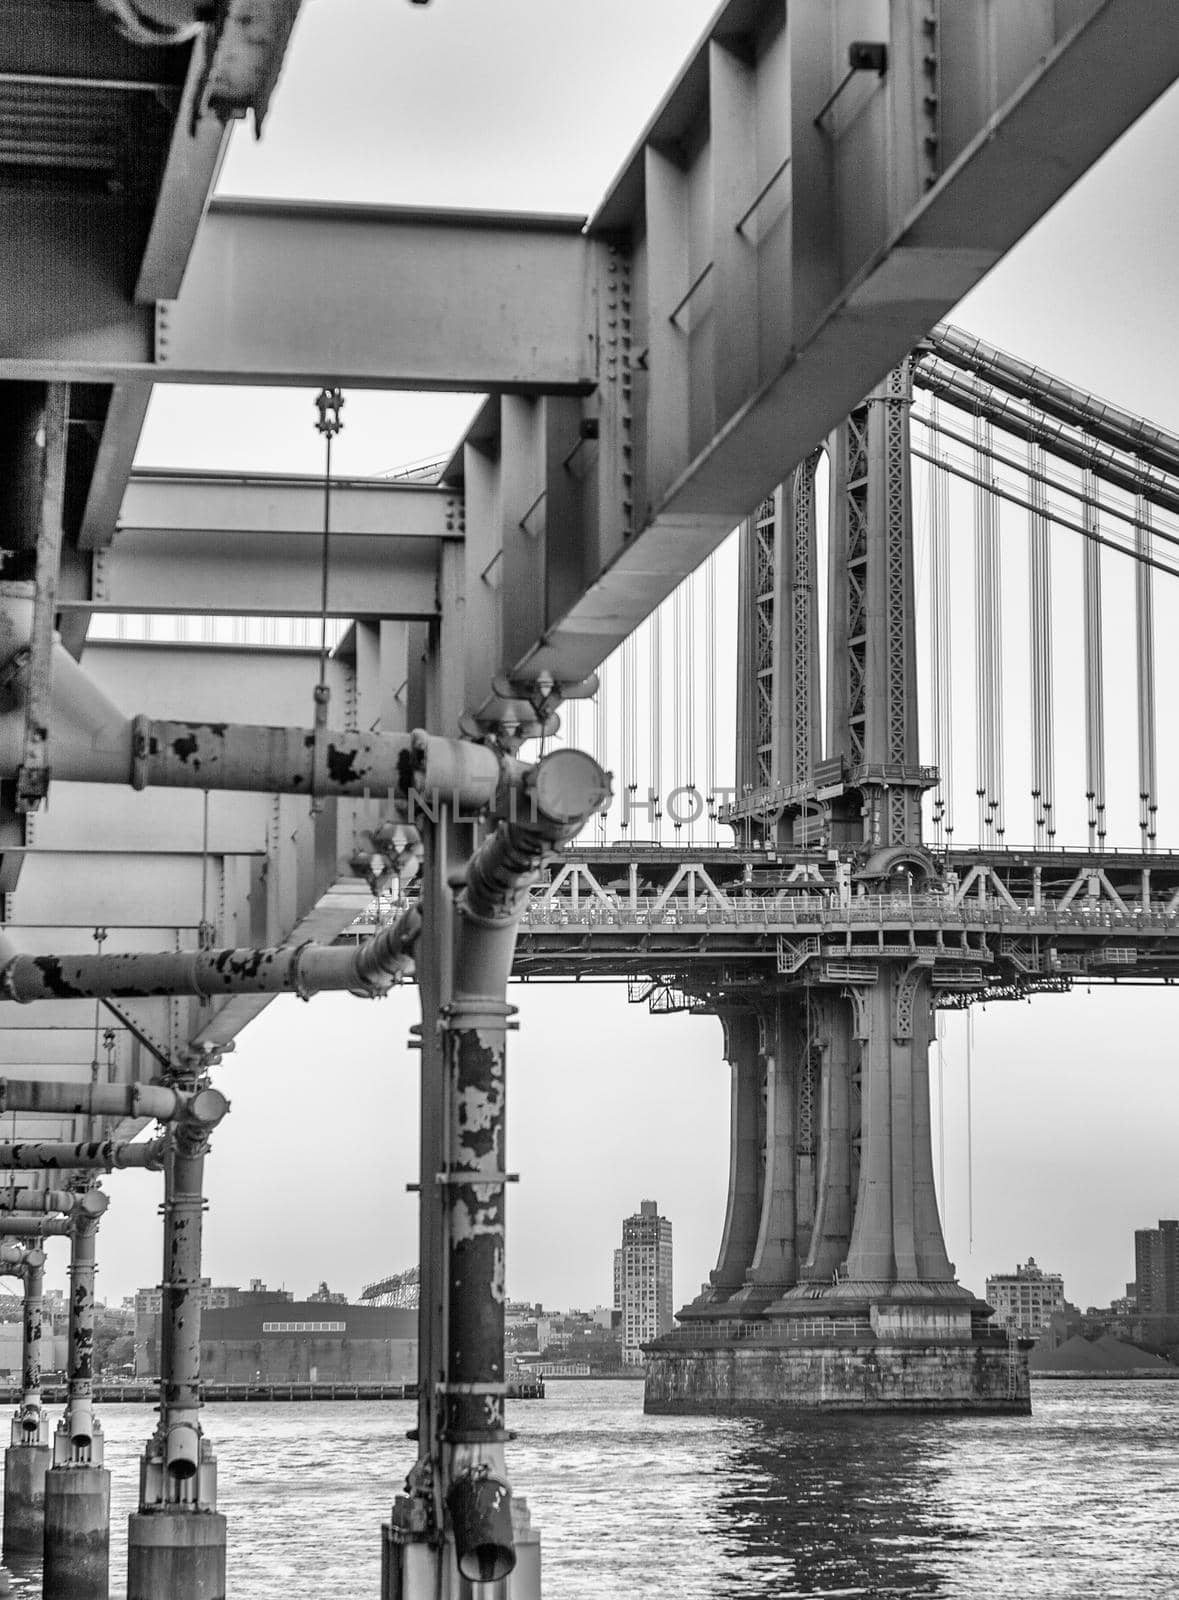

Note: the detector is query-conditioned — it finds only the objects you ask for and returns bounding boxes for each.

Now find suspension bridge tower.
[646,365,1024,1413]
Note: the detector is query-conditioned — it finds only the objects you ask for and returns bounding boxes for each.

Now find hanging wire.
[312,388,344,817]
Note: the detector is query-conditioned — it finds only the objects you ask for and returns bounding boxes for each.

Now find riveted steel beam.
[61,529,443,621]
[505,0,1179,685]
[0,200,599,391]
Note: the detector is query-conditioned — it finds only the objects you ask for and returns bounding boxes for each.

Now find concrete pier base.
[42,1465,110,1600]
[127,1509,227,1600]
[2,1444,49,1558]
[644,1334,1030,1414]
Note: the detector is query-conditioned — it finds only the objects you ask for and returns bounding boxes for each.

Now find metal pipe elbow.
[165,1416,201,1480]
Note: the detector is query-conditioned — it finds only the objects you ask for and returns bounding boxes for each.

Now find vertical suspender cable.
[989,438,1005,844]
[594,658,609,844]
[1028,435,1055,848]
[1135,480,1158,850]
[1082,469,1106,847]
[972,416,1004,845]
[973,416,992,844]
[621,631,636,836]
[705,554,718,845]
[929,400,954,847]
[672,586,684,837]
[685,573,696,842]
[650,607,663,837]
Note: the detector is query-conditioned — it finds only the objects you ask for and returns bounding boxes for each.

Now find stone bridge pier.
[648,965,1029,1414]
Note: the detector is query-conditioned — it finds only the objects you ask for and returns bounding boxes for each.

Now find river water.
[5,1379,1177,1598]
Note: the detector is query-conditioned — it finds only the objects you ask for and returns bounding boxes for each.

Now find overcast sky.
[80,1,1179,1320]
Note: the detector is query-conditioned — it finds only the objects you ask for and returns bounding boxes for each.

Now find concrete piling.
[2,1440,48,1557]
[126,1509,227,1600]
[42,1464,110,1600]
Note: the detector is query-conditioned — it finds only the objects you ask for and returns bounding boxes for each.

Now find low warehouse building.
[199,1300,416,1384]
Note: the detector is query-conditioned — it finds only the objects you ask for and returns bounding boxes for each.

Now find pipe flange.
[288,941,316,1002]
[130,714,153,791]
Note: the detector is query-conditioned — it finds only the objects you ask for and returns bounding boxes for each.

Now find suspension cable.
[705,553,718,844]
[929,400,954,846]
[1082,469,1106,847]
[1135,480,1158,851]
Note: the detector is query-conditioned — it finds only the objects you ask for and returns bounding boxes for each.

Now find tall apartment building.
[1135,1220,1179,1314]
[985,1257,1066,1336]
[613,1200,673,1365]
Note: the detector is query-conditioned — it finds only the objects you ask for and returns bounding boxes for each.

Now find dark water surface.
[6,1379,1178,1597]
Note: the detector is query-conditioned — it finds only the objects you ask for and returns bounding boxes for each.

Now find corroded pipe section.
[440,749,609,1577]
[0,1080,183,1120]
[18,642,506,808]
[19,1249,44,1439]
[0,1188,74,1213]
[65,1191,108,1452]
[157,1088,228,1484]
[0,1217,70,1237]
[0,1139,165,1171]
[0,904,421,1004]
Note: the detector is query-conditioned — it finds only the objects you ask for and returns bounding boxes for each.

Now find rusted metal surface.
[442,1009,510,1449]
[0,1217,70,1237]
[0,904,420,1004]
[0,1187,74,1214]
[0,1079,182,1120]
[64,1191,108,1453]
[0,1139,165,1171]
[151,1086,228,1491]
[19,1248,44,1439]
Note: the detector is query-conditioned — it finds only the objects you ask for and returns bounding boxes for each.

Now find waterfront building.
[200,1299,416,1384]
[1134,1220,1179,1314]
[985,1258,1066,1336]
[134,1279,293,1376]
[614,1200,674,1365]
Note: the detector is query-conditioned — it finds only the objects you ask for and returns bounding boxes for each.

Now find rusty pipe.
[0,1138,165,1171]
[0,1079,188,1120]
[0,1187,74,1213]
[0,903,421,1005]
[158,1087,227,1481]
[65,1190,108,1452]
[439,748,608,1567]
[0,1216,70,1237]
[1,639,508,808]
[18,1247,44,1439]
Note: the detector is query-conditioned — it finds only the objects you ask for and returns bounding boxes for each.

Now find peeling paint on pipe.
[0,1139,165,1171]
[20,1249,44,1437]
[0,905,421,1005]
[0,1217,70,1237]
[65,1191,108,1451]
[158,1088,228,1483]
[439,746,609,1528]
[0,1080,183,1120]
[0,1188,74,1214]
